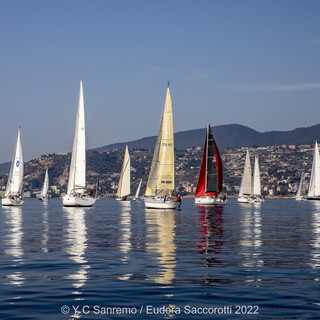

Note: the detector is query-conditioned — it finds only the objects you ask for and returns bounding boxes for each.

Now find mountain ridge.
[94,123,320,151]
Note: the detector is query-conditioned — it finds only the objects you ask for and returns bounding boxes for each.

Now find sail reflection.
[118,201,132,280]
[145,209,176,287]
[239,204,263,269]
[310,202,320,270]
[4,207,24,286]
[42,204,49,253]
[197,206,224,266]
[64,207,90,298]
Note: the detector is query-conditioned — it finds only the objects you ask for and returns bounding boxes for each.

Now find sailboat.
[238,150,264,203]
[133,179,142,201]
[2,127,24,206]
[116,145,131,201]
[39,167,49,202]
[62,80,96,207]
[296,172,307,201]
[194,123,226,205]
[251,155,264,203]
[238,149,252,203]
[307,141,320,201]
[144,84,181,209]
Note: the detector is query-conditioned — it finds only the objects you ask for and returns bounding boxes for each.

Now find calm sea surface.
[0,198,319,320]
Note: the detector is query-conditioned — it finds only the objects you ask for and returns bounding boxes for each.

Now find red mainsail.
[194,124,223,198]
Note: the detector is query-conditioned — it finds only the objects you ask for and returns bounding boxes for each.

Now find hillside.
[94,123,320,151]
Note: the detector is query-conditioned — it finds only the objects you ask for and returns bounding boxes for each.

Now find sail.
[116,145,131,198]
[41,168,49,197]
[239,149,252,197]
[135,179,142,199]
[252,156,261,196]
[145,86,175,197]
[67,80,86,195]
[5,127,24,196]
[296,172,305,199]
[194,123,223,198]
[308,142,320,198]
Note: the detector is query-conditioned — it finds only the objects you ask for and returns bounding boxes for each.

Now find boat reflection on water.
[64,207,90,299]
[145,209,176,289]
[196,205,224,266]
[310,201,320,271]
[117,201,132,280]
[3,207,24,286]
[239,204,263,272]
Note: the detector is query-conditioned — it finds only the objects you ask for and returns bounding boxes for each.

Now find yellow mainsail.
[145,85,175,197]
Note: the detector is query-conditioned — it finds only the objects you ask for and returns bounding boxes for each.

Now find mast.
[239,149,252,197]
[145,84,175,197]
[67,79,86,195]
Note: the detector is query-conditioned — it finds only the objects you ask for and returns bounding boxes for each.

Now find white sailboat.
[238,151,264,203]
[62,80,96,207]
[238,149,252,203]
[116,145,131,201]
[296,172,307,201]
[144,84,181,209]
[251,156,264,203]
[307,141,320,201]
[133,179,142,201]
[39,167,49,202]
[2,127,24,206]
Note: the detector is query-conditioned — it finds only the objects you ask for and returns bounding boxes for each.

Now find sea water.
[0,198,319,319]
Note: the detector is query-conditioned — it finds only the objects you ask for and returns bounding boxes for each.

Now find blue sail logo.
[16,161,20,167]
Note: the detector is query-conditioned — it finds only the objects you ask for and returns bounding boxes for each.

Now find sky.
[1,0,320,163]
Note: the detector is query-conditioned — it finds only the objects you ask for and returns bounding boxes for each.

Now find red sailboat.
[194,123,226,205]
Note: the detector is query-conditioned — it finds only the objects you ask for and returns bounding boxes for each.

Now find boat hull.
[195,196,226,205]
[144,197,181,209]
[307,197,320,201]
[62,195,96,207]
[116,196,127,201]
[2,197,24,206]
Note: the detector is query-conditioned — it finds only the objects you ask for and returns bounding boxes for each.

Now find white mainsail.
[134,179,142,200]
[5,127,24,197]
[308,141,320,199]
[67,79,86,195]
[252,156,261,196]
[40,168,49,198]
[239,149,252,197]
[145,86,175,197]
[116,145,131,199]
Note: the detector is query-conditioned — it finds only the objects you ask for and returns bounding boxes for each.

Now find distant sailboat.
[116,145,131,201]
[194,123,226,205]
[307,141,320,201]
[2,127,24,206]
[39,168,49,202]
[62,80,96,207]
[238,150,264,203]
[144,84,181,209]
[296,171,307,201]
[133,179,142,201]
[238,150,252,203]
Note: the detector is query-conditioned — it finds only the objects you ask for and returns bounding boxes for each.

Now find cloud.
[233,82,320,92]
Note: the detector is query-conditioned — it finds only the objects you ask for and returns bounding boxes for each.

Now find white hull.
[238,196,264,203]
[116,196,127,201]
[144,197,181,209]
[195,196,226,205]
[39,197,48,202]
[2,197,24,206]
[296,196,307,201]
[62,195,96,207]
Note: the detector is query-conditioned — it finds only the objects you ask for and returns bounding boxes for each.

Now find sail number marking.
[16,161,20,167]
